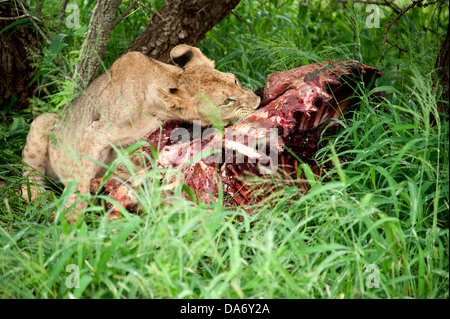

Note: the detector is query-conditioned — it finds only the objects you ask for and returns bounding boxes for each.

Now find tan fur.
[21,45,260,223]
[170,44,215,69]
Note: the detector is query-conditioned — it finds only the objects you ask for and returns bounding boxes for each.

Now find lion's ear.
[157,87,192,110]
[170,44,215,69]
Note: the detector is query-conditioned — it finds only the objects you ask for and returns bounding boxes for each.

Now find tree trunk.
[435,24,449,114]
[73,0,121,90]
[127,0,241,63]
[0,1,38,110]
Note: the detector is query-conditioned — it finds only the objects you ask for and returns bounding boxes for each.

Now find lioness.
[22,44,260,222]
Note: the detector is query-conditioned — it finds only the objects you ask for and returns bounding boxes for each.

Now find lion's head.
[157,45,261,126]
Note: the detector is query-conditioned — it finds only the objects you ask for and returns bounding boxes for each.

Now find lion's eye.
[223,98,235,105]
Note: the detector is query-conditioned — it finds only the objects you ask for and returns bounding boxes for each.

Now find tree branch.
[73,0,122,90]
[57,0,69,23]
[231,10,253,34]
[111,0,138,30]
[35,0,43,18]
[380,0,424,60]
[16,0,51,44]
[0,13,28,20]
[336,0,401,14]
[136,0,166,22]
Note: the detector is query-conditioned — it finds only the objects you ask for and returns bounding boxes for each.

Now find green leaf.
[48,34,68,58]
[182,184,197,204]
[0,18,30,36]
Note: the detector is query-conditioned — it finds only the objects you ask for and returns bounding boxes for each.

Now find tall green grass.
[0,0,448,298]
